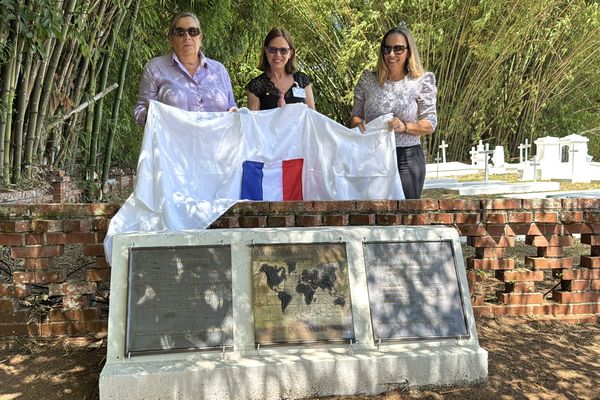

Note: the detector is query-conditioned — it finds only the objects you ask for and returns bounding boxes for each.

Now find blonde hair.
[376,27,424,85]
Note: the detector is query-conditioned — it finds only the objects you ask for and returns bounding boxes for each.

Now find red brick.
[467,258,515,270]
[0,220,31,233]
[466,270,484,283]
[86,268,111,282]
[454,224,483,236]
[497,292,543,304]
[45,232,67,245]
[585,212,600,223]
[323,214,349,226]
[0,310,30,324]
[592,280,600,291]
[467,235,515,248]
[580,256,600,269]
[587,223,600,233]
[267,215,295,227]
[349,214,375,225]
[376,214,402,225]
[561,280,590,291]
[592,247,600,257]
[49,282,97,296]
[0,299,19,312]
[525,234,573,247]
[429,213,454,224]
[581,234,600,246]
[10,245,64,259]
[0,323,39,336]
[63,219,93,232]
[504,281,536,293]
[495,270,544,282]
[229,201,270,214]
[238,216,268,228]
[454,213,480,224]
[0,284,29,297]
[64,232,96,244]
[482,213,507,224]
[39,321,90,336]
[0,233,24,246]
[487,224,515,236]
[210,217,239,229]
[507,212,533,224]
[355,200,398,212]
[296,215,323,227]
[438,199,480,211]
[558,268,600,280]
[560,211,584,224]
[570,303,600,314]
[527,224,564,236]
[12,271,66,284]
[533,212,558,223]
[475,247,506,258]
[402,214,429,225]
[481,199,521,210]
[62,295,89,310]
[537,246,564,258]
[397,199,439,211]
[24,233,45,245]
[522,199,562,209]
[473,305,494,317]
[526,257,573,269]
[31,220,63,233]
[269,201,314,213]
[96,230,106,242]
[564,223,592,235]
[47,308,101,322]
[510,223,533,235]
[23,257,53,269]
[93,218,111,231]
[312,201,356,212]
[552,291,600,303]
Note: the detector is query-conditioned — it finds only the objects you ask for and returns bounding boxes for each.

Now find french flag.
[241,159,303,201]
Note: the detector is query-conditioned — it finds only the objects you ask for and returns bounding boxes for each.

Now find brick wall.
[1,199,599,337]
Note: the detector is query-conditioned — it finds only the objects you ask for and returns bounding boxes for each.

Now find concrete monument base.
[100,344,487,400]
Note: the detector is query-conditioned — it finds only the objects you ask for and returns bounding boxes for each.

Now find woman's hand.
[389,117,407,133]
[228,107,238,112]
[350,116,366,133]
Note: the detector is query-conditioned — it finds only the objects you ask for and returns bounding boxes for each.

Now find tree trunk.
[12,41,34,183]
[1,16,20,186]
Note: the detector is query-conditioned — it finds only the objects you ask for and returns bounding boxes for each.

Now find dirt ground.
[1,318,599,400]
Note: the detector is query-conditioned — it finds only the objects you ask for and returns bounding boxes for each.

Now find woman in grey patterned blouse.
[350,26,437,199]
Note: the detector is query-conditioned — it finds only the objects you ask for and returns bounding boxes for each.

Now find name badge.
[292,86,306,99]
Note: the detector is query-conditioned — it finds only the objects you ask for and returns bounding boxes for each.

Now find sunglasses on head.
[382,45,408,55]
[266,46,291,55]
[172,27,201,37]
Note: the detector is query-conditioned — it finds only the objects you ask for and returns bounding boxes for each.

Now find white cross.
[478,143,494,182]
[569,145,579,178]
[434,151,442,178]
[469,147,478,165]
[530,157,540,182]
[438,140,449,163]
[517,143,526,164]
[523,138,531,162]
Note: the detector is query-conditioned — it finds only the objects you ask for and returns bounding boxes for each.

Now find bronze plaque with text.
[251,243,354,344]
[126,245,233,355]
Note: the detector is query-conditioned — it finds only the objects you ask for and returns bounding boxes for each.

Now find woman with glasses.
[134,11,237,125]
[350,26,437,199]
[246,27,315,110]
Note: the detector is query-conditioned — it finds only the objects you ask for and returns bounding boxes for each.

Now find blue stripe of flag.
[241,161,264,200]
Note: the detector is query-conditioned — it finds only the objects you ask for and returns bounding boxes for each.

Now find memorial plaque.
[126,245,233,355]
[251,243,354,344]
[364,241,468,340]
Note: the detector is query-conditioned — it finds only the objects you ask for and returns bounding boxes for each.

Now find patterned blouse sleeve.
[351,70,369,118]
[416,72,438,131]
[246,76,263,96]
[297,72,311,87]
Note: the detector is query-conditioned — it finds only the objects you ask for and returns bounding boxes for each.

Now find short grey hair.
[168,11,202,37]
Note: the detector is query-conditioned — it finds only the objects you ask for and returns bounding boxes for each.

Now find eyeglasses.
[172,27,201,37]
[382,45,408,55]
[266,46,291,55]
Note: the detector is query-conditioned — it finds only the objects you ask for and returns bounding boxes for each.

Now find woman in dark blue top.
[246,27,315,110]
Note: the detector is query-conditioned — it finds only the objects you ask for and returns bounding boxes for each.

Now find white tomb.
[100,226,488,400]
[532,134,595,183]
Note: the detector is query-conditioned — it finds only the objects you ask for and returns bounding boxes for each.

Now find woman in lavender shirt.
[133,11,237,125]
[350,26,437,199]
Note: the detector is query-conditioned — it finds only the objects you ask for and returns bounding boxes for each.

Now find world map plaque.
[251,243,354,344]
[126,245,233,355]
[364,241,469,340]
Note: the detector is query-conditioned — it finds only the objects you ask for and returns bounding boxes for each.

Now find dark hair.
[258,27,296,74]
[376,26,424,85]
[168,11,202,38]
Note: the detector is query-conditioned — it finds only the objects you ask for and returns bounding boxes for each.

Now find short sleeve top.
[246,71,311,110]
[351,70,437,147]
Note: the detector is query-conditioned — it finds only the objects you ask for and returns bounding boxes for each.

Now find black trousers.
[396,145,426,199]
